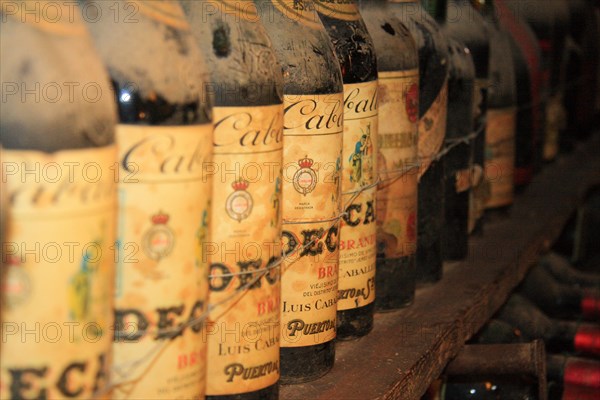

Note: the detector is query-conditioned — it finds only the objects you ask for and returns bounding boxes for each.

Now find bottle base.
[375,255,416,311]
[280,341,335,384]
[337,302,374,340]
[207,384,279,400]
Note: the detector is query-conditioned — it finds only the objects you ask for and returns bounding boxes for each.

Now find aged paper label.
[418,78,448,179]
[338,81,378,311]
[112,124,212,399]
[485,107,517,209]
[376,69,419,258]
[1,146,116,399]
[280,93,343,347]
[206,104,283,395]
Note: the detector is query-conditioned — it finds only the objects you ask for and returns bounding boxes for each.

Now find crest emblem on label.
[3,256,31,309]
[226,178,253,222]
[143,211,175,260]
[293,155,318,196]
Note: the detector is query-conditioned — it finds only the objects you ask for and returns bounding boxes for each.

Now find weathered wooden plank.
[281,136,600,400]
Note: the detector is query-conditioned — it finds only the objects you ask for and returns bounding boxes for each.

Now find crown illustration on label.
[298,155,314,169]
[232,177,249,191]
[151,211,170,225]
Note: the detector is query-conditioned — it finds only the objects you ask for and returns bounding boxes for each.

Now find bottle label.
[271,0,322,30]
[418,78,448,179]
[313,0,360,21]
[543,92,566,161]
[5,0,87,35]
[484,107,516,209]
[564,356,600,389]
[469,78,489,233]
[280,92,343,348]
[338,81,378,311]
[1,146,116,399]
[206,105,283,395]
[129,0,190,30]
[376,69,419,259]
[112,124,212,399]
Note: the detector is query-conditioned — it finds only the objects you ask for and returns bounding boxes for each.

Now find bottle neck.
[421,0,447,22]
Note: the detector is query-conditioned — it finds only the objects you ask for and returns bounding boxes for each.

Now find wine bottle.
[540,253,600,289]
[387,0,449,284]
[183,1,283,398]
[547,354,600,399]
[563,0,600,142]
[359,0,419,310]
[473,319,528,345]
[440,37,475,261]
[1,1,117,398]
[504,0,568,163]
[315,0,378,339]
[519,263,600,321]
[497,295,600,357]
[255,0,344,383]
[444,0,490,236]
[495,0,543,189]
[83,1,213,398]
[480,1,517,215]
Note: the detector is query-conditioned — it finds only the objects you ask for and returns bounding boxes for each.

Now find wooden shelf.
[281,135,600,400]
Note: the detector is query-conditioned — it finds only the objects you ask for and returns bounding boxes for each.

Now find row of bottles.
[424,251,600,399]
[2,0,600,398]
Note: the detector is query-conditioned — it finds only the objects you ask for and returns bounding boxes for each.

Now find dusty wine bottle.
[481,1,517,215]
[504,0,568,163]
[495,0,543,189]
[359,0,419,310]
[439,37,475,262]
[315,0,378,339]
[255,0,344,383]
[497,294,600,357]
[547,354,600,400]
[518,264,600,321]
[444,0,491,236]
[0,1,117,398]
[540,253,600,289]
[83,1,213,398]
[184,1,283,398]
[388,0,449,284]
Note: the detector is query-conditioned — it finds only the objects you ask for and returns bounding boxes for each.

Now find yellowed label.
[543,92,566,161]
[485,107,516,209]
[455,168,472,193]
[377,70,419,258]
[314,0,360,21]
[206,0,260,21]
[280,92,343,347]
[418,78,448,179]
[468,78,489,233]
[272,0,322,29]
[206,105,283,395]
[131,0,190,30]
[2,0,87,35]
[112,124,212,400]
[338,81,378,310]
[1,146,116,399]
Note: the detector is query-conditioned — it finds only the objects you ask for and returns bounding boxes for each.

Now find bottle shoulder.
[0,11,116,151]
[184,1,284,106]
[359,5,419,72]
[257,0,343,94]
[86,1,211,125]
